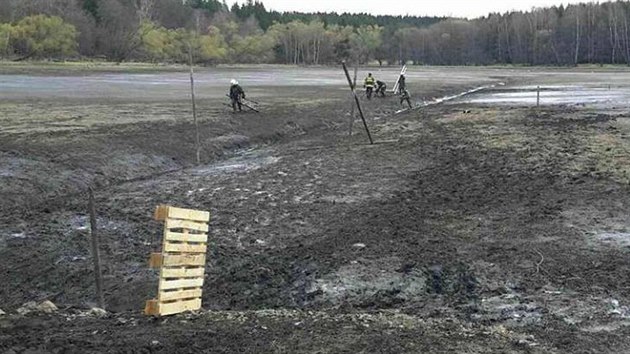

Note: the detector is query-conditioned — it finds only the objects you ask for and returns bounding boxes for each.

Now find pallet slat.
[155,205,210,222]
[159,289,203,302]
[168,206,210,222]
[160,278,204,290]
[162,254,206,266]
[158,298,202,316]
[165,218,209,232]
[164,242,207,254]
[161,267,205,278]
[164,231,208,243]
[160,278,203,291]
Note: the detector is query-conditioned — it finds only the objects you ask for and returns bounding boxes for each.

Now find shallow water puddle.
[393,84,503,114]
[193,150,280,176]
[423,84,500,106]
[460,85,630,108]
[594,232,630,247]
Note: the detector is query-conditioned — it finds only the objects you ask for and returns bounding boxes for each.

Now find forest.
[1,0,630,66]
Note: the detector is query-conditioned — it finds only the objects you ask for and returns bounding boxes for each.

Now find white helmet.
[230,79,238,85]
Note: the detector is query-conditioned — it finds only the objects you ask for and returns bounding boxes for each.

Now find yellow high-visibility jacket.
[364,76,375,87]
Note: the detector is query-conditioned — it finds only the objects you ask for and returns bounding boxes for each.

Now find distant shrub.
[11,15,78,59]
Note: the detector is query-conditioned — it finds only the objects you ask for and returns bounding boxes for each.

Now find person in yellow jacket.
[364,73,375,100]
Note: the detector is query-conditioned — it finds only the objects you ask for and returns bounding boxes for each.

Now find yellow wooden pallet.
[144,205,210,316]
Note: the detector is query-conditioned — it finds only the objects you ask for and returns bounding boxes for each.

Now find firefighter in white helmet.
[228,79,246,112]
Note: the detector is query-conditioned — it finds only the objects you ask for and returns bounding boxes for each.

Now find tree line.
[1,0,630,66]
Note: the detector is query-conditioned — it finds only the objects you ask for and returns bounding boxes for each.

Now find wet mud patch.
[192,148,280,176]
[474,293,543,328]
[307,258,429,307]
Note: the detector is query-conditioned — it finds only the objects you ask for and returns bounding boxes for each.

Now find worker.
[364,73,375,100]
[397,74,406,95]
[375,80,387,97]
[400,89,412,109]
[229,79,246,112]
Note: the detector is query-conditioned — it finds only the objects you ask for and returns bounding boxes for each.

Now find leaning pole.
[342,61,373,145]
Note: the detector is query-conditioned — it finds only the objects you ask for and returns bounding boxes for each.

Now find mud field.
[4,65,630,353]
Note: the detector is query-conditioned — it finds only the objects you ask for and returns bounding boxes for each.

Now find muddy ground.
[3,66,630,352]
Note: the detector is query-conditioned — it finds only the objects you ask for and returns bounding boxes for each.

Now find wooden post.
[349,66,357,136]
[188,43,201,165]
[88,187,105,309]
[537,86,540,108]
[342,61,373,145]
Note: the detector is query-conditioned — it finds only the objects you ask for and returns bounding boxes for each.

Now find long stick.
[342,61,373,145]
[349,66,357,136]
[88,187,105,309]
[224,94,260,112]
[189,43,201,165]
[244,97,260,105]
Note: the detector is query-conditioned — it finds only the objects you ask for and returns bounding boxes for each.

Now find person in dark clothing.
[229,79,246,112]
[400,89,412,109]
[397,74,406,95]
[375,80,387,97]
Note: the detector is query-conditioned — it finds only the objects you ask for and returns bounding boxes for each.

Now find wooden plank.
[164,242,207,254]
[164,231,208,243]
[149,253,163,268]
[144,299,159,316]
[167,206,210,222]
[161,267,205,278]
[165,218,209,232]
[162,254,206,267]
[158,298,202,316]
[155,205,210,222]
[160,278,204,291]
[159,288,203,302]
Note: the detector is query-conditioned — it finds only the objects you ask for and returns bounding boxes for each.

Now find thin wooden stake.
[88,187,105,309]
[342,61,373,145]
[188,43,201,165]
[537,85,540,108]
[349,66,357,136]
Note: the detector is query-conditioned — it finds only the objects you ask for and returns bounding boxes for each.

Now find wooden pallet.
[144,205,210,316]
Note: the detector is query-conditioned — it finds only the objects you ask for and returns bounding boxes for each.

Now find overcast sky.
[228,0,606,18]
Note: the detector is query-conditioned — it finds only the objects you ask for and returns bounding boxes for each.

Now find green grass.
[0,60,191,75]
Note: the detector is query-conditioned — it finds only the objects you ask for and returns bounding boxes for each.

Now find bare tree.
[574,8,581,65]
[135,0,155,22]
